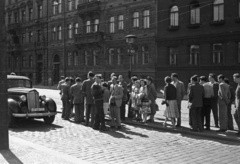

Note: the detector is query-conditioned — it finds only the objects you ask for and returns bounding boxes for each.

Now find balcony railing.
[77,0,101,17]
[75,32,104,45]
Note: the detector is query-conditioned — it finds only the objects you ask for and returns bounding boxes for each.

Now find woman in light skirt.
[163,76,179,128]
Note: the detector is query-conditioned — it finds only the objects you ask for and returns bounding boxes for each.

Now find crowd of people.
[57,71,240,135]
[57,71,157,131]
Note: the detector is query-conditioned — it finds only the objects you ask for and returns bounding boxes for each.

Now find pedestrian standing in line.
[217,74,231,132]
[188,75,205,132]
[70,77,84,123]
[208,73,220,128]
[139,79,147,95]
[108,72,116,89]
[162,76,179,128]
[127,76,138,118]
[57,76,65,109]
[118,75,128,121]
[91,74,108,131]
[146,76,157,123]
[224,78,235,130]
[187,78,194,128]
[102,82,110,116]
[171,73,185,127]
[199,76,214,130]
[61,77,71,120]
[109,76,123,129]
[233,73,240,135]
[130,80,142,121]
[69,77,75,119]
[139,94,151,124]
[82,71,95,127]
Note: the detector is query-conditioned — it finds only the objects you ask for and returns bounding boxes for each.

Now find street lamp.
[125,34,137,78]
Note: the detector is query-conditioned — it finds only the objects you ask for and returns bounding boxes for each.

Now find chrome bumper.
[12,112,57,118]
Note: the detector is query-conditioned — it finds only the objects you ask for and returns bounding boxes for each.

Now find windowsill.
[210,20,225,26]
[235,18,240,23]
[167,26,180,31]
[187,23,201,29]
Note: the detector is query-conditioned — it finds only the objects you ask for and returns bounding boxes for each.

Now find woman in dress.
[163,76,179,128]
[130,80,142,121]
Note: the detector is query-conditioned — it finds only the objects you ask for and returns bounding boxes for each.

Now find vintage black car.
[7,75,57,127]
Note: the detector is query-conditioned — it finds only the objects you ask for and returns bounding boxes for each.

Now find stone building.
[5,0,158,85]
[156,0,240,88]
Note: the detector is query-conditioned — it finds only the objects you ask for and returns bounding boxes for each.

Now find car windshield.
[8,79,32,88]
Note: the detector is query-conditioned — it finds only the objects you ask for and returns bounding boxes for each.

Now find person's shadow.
[0,149,23,164]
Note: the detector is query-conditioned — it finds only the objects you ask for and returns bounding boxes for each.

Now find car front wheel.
[43,116,55,125]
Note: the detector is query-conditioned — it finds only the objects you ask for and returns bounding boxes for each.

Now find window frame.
[169,47,177,65]
[142,46,149,64]
[38,5,43,18]
[94,19,99,32]
[170,6,179,26]
[86,20,91,33]
[57,26,62,40]
[118,15,124,30]
[109,16,115,33]
[212,43,224,64]
[133,12,139,28]
[213,0,224,21]
[143,10,150,29]
[68,24,73,39]
[109,48,114,65]
[190,3,200,24]
[189,45,199,65]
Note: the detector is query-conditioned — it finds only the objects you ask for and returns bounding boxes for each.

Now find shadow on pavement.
[0,149,23,164]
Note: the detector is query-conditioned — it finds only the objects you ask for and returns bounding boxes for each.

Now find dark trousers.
[177,103,181,126]
[120,101,126,121]
[201,98,211,129]
[189,109,192,127]
[93,100,105,129]
[62,99,71,119]
[227,103,234,130]
[234,108,240,132]
[211,99,219,126]
[85,104,95,126]
[190,107,203,131]
[128,99,133,118]
[74,103,84,122]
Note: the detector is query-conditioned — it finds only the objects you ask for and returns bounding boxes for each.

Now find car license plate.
[31,108,45,112]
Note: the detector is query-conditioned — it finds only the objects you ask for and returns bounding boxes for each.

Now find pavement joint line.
[9,136,91,164]
[122,120,240,143]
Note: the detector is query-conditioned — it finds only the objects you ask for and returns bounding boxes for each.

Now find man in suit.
[61,77,71,120]
[57,76,65,109]
[217,74,231,132]
[118,74,128,121]
[82,71,95,127]
[109,76,123,129]
[171,73,185,127]
[146,76,157,123]
[233,73,240,135]
[70,77,84,123]
[188,75,205,132]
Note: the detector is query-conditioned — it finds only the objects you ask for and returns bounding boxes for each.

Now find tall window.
[169,47,177,65]
[109,17,115,33]
[29,31,33,43]
[57,26,62,40]
[190,45,199,65]
[133,12,139,28]
[22,33,26,44]
[68,24,73,39]
[29,55,33,68]
[14,12,19,23]
[170,6,179,26]
[93,50,98,66]
[117,48,123,65]
[118,15,124,30]
[68,52,73,66]
[84,51,88,65]
[142,46,149,64]
[53,0,62,15]
[8,13,12,24]
[29,8,33,21]
[21,10,26,22]
[37,30,42,42]
[86,20,91,33]
[75,0,79,9]
[213,0,224,21]
[68,0,73,11]
[22,56,26,68]
[238,42,240,63]
[38,5,43,18]
[94,19,99,32]
[213,43,223,64]
[52,27,57,40]
[74,23,79,34]
[190,2,200,24]
[109,48,114,65]
[73,51,79,66]
[143,10,150,28]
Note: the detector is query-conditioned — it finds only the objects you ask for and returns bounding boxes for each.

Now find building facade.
[156,0,240,88]
[5,0,158,85]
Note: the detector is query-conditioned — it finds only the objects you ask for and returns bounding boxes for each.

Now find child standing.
[139,95,151,124]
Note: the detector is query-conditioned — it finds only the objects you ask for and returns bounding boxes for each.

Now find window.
[67,52,73,66]
[213,0,224,21]
[16,57,19,68]
[53,0,62,15]
[170,6,179,26]
[84,51,88,65]
[238,42,240,63]
[8,13,12,24]
[93,50,98,66]
[29,8,33,21]
[68,24,73,39]
[57,26,62,40]
[213,43,223,64]
[29,55,33,68]
[190,2,200,24]
[86,20,91,33]
[142,46,149,64]
[143,10,150,28]
[73,51,79,66]
[94,19,99,32]
[133,52,138,65]
[29,31,33,43]
[75,0,79,9]
[117,48,123,65]
[21,10,26,22]
[109,48,114,65]
[52,27,57,40]
[68,0,73,11]
[22,33,26,44]
[133,12,139,28]
[22,56,27,68]
[109,17,115,33]
[118,15,124,30]
[169,47,177,65]
[37,30,42,42]
[190,45,199,65]
[74,23,79,34]
[14,12,19,23]
[38,5,43,18]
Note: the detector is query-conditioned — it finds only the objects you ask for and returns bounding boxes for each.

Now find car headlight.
[39,95,46,101]
[20,95,27,102]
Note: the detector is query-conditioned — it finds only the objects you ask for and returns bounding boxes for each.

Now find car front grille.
[27,90,40,111]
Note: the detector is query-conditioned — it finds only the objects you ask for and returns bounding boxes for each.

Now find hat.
[94,74,102,79]
[146,76,153,83]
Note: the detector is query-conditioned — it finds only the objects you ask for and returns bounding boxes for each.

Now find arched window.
[68,24,72,39]
[67,52,73,66]
[170,6,179,26]
[53,54,60,63]
[74,23,79,34]
[190,1,200,24]
[73,51,79,66]
[213,0,224,21]
[94,19,99,32]
[86,20,91,33]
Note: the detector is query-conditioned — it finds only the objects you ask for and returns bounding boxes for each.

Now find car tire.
[43,116,55,125]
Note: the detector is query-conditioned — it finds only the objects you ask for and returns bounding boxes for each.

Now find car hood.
[8,87,38,94]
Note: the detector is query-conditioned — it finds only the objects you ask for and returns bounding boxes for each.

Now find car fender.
[44,98,57,112]
[8,98,20,113]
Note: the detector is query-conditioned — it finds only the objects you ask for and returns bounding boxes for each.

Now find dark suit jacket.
[70,83,83,104]
[164,84,177,100]
[82,78,95,104]
[188,83,205,108]
[61,83,70,101]
[147,83,157,102]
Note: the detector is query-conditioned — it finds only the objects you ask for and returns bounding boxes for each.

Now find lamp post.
[125,34,137,78]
